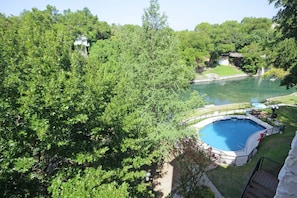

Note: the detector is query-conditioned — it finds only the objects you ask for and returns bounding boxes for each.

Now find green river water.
[190,76,295,105]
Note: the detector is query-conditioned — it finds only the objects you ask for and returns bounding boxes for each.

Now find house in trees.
[218,55,230,66]
[229,52,243,66]
[218,52,243,66]
[74,35,90,57]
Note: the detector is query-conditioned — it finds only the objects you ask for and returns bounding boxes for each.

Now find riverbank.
[265,92,297,105]
[192,73,249,83]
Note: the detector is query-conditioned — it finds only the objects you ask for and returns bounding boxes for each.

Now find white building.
[74,35,90,56]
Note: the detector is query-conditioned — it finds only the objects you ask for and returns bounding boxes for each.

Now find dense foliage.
[175,17,277,75]
[170,137,213,197]
[1,0,296,197]
[0,1,204,197]
[268,0,297,88]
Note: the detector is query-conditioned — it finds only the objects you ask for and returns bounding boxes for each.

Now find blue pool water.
[199,118,266,151]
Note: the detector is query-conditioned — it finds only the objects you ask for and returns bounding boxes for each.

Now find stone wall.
[274,131,297,198]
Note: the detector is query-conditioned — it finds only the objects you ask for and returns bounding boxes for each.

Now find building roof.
[229,52,243,58]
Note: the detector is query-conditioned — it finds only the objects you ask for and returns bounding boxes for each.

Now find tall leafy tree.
[240,17,274,49]
[61,7,111,42]
[0,2,205,197]
[0,6,116,197]
[265,38,297,88]
[269,0,297,40]
[54,1,204,196]
[170,137,212,197]
[239,42,266,74]
[77,0,204,196]
[176,30,213,69]
[268,0,297,88]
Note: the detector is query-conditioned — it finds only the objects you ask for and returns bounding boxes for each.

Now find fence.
[265,126,284,135]
[185,108,248,124]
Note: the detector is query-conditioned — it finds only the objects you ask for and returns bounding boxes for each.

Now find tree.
[269,0,297,40]
[0,7,113,197]
[0,3,205,197]
[268,0,297,88]
[61,7,111,43]
[195,21,241,65]
[239,42,266,74]
[240,17,274,47]
[86,0,204,196]
[0,8,76,196]
[44,0,205,196]
[49,167,130,198]
[176,30,212,69]
[209,21,239,61]
[142,0,168,31]
[264,38,297,87]
[170,137,213,197]
[192,18,276,70]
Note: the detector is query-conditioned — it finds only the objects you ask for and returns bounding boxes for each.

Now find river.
[190,76,295,105]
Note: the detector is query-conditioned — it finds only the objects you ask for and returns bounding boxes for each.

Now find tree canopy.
[268,0,297,88]
[0,1,204,197]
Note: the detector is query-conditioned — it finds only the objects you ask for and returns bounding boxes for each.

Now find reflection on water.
[191,77,295,105]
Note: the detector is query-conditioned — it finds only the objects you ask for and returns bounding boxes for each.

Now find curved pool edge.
[193,115,273,166]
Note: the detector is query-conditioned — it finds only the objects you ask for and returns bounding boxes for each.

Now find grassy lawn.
[205,105,297,198]
[187,103,251,118]
[196,65,245,79]
[266,92,297,105]
[186,93,297,119]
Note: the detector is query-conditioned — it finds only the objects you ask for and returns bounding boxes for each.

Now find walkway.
[153,160,224,198]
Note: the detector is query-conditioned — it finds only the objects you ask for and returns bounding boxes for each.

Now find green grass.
[202,65,244,77]
[205,106,297,198]
[266,92,297,105]
[186,93,297,119]
[187,103,251,118]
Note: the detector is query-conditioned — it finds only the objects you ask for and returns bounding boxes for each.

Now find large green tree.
[88,0,204,195]
[0,2,205,197]
[238,17,276,74]
[0,6,120,197]
[176,30,213,69]
[268,0,297,88]
[61,7,111,42]
[0,8,77,196]
[269,0,297,40]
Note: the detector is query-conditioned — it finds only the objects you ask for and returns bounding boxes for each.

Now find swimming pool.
[199,118,265,151]
[193,115,273,166]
